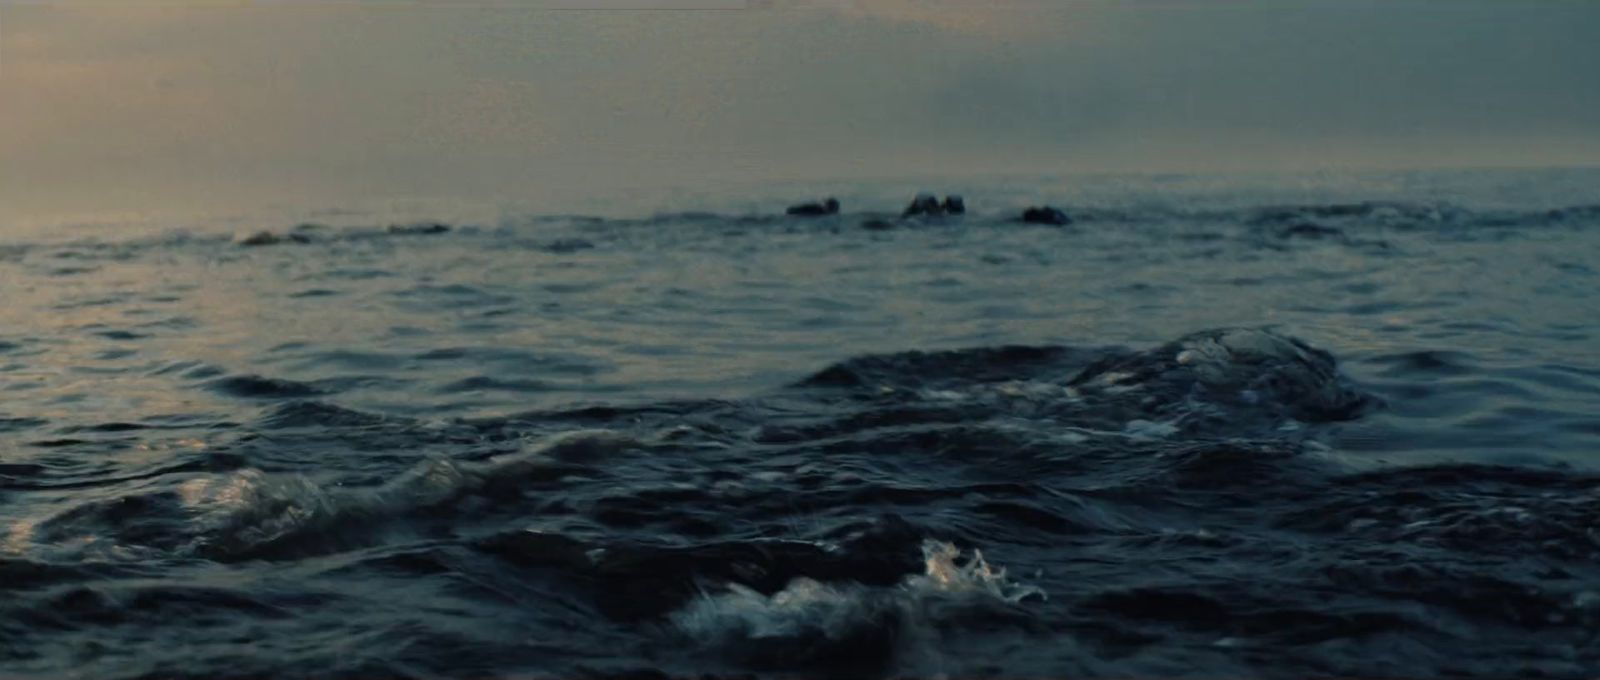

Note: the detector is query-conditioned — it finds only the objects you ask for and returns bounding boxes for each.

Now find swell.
[7,200,1596,259]
[9,327,1600,678]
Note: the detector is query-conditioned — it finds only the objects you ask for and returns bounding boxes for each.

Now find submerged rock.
[234,230,312,247]
[1020,206,1071,226]
[235,231,279,247]
[861,219,896,231]
[387,222,451,235]
[786,198,841,217]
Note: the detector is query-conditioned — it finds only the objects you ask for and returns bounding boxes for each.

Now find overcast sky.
[3,1,1597,226]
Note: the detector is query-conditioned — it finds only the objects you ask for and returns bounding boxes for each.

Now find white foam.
[906,539,1047,603]
[673,577,871,641]
[671,539,1045,659]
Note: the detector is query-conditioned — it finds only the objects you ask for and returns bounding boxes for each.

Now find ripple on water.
[436,376,556,394]
[412,346,607,376]
[0,422,51,459]
[5,180,1600,678]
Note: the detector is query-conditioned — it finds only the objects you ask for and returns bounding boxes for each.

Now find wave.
[206,374,328,399]
[1067,328,1376,424]
[790,328,1373,442]
[670,540,1043,673]
[10,327,1376,565]
[14,321,1597,677]
[179,429,642,560]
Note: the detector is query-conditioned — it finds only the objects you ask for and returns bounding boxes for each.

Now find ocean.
[3,167,1600,678]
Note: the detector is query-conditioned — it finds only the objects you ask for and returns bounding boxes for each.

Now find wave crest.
[670,539,1042,672]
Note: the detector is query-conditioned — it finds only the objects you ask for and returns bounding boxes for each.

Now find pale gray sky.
[3,1,1597,226]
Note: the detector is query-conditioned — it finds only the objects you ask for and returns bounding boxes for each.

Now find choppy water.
[4,169,1600,678]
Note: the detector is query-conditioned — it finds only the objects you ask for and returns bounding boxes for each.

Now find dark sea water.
[4,168,1600,678]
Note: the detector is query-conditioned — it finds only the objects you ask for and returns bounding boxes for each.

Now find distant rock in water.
[902,193,967,219]
[902,193,944,218]
[387,222,451,235]
[542,238,596,254]
[237,220,452,246]
[235,231,278,247]
[1020,206,1071,225]
[234,230,312,247]
[861,219,896,231]
[786,197,840,217]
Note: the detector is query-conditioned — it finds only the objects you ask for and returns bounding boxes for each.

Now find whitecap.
[906,539,1047,604]
[670,539,1044,670]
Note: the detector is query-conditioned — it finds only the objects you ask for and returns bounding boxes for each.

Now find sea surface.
[3,168,1600,678]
